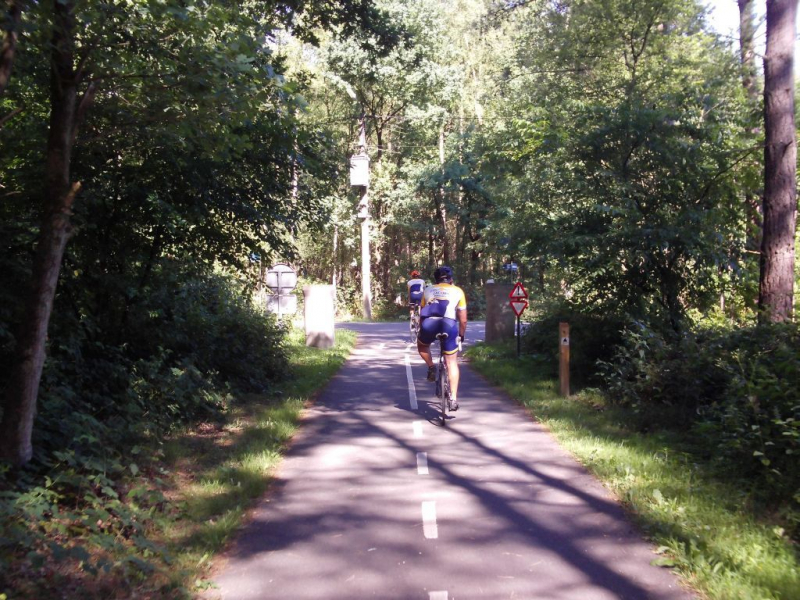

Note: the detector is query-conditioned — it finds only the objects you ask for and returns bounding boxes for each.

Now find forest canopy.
[0,0,797,594]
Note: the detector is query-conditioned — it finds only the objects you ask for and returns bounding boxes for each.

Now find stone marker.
[303,285,336,349]
[485,282,516,343]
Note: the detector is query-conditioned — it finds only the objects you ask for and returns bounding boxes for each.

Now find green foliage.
[522,302,627,385]
[482,0,752,334]
[0,447,174,595]
[148,274,290,393]
[0,0,399,595]
[0,326,356,597]
[598,322,727,423]
[468,341,800,599]
[695,324,800,504]
[601,321,800,506]
[0,270,289,596]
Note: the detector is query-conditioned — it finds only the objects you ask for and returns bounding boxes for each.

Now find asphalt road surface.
[209,321,693,600]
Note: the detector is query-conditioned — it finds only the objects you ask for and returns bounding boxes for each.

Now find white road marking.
[404,354,418,410]
[422,501,438,539]
[416,452,429,475]
[413,421,423,438]
[429,593,448,600]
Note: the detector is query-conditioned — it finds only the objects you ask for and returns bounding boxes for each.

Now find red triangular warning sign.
[509,282,528,300]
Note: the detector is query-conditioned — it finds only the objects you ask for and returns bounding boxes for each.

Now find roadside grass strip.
[467,341,800,600]
[158,328,357,594]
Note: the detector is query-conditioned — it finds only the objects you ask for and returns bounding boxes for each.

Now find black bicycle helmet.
[433,265,454,283]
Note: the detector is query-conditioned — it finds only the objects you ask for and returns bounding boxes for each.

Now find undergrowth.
[467,340,800,600]
[0,289,355,599]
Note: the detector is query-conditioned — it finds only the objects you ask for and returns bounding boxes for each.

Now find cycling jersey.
[407,278,425,305]
[420,283,467,320]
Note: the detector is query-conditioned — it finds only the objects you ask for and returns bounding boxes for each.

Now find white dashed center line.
[416,452,429,475]
[404,353,418,410]
[421,501,438,539]
[413,421,423,438]
[429,592,448,600]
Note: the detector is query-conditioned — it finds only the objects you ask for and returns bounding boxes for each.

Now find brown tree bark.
[738,0,759,100]
[0,0,24,97]
[759,0,798,322]
[737,0,764,258]
[0,0,85,465]
[427,225,435,271]
[437,126,450,264]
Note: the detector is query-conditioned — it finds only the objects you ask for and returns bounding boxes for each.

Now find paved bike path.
[209,322,693,599]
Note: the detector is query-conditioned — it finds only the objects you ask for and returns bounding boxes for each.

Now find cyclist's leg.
[416,339,433,368]
[439,319,460,405]
[444,353,459,406]
[417,317,441,380]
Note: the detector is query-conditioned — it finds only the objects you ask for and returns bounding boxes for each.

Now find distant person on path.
[417,266,467,410]
[407,270,425,319]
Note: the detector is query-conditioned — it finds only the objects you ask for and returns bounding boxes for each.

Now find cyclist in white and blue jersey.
[417,266,467,410]
[407,270,425,317]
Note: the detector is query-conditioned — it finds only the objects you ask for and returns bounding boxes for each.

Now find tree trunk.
[382,230,393,301]
[738,0,764,258]
[427,226,435,270]
[437,126,450,264]
[738,0,759,100]
[470,247,480,286]
[0,0,23,97]
[332,225,338,286]
[0,0,80,465]
[759,0,798,322]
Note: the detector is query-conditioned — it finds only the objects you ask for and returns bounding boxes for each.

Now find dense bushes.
[0,269,289,591]
[521,303,798,513]
[143,273,289,393]
[600,321,799,505]
[521,303,626,386]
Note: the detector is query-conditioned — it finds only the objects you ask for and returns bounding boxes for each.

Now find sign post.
[350,115,372,320]
[508,282,528,357]
[559,322,570,397]
[265,263,298,320]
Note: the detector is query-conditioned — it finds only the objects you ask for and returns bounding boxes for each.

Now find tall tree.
[737,0,759,99]
[0,0,400,465]
[0,0,24,98]
[0,0,89,465]
[483,0,746,330]
[759,0,797,322]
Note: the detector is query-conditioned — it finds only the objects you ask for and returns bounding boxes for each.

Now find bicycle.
[434,333,453,426]
[409,304,421,343]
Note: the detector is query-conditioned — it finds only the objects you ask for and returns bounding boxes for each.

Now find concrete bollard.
[303,285,336,349]
[484,283,516,343]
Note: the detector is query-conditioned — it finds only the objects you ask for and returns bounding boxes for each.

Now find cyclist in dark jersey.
[407,270,425,318]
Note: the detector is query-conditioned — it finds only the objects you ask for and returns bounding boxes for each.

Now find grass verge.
[467,340,799,600]
[155,327,357,596]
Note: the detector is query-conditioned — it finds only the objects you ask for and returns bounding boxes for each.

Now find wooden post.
[559,322,570,397]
